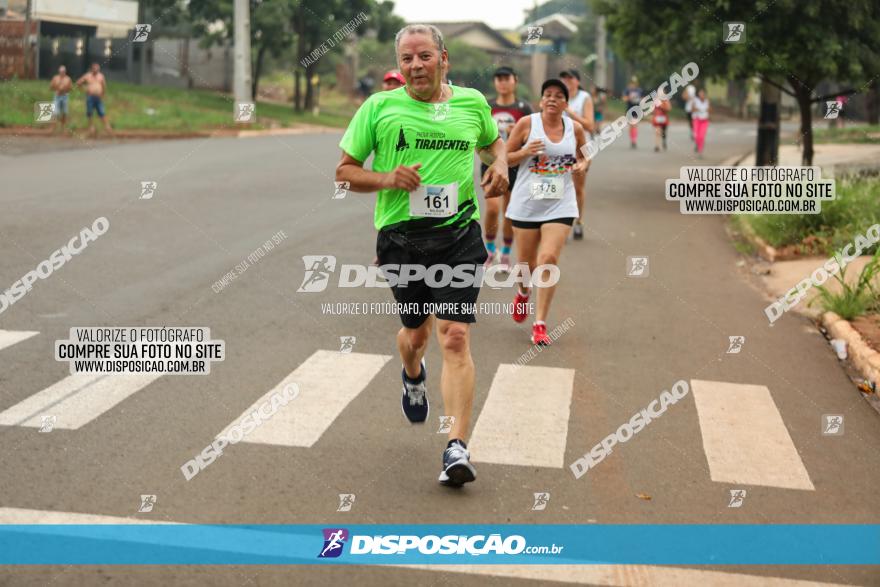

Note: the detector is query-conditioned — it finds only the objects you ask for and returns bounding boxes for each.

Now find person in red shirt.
[652,95,671,152]
[481,66,533,271]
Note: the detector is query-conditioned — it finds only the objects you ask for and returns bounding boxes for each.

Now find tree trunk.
[251,43,266,99]
[790,76,814,166]
[294,70,301,111]
[867,79,879,125]
[304,63,315,110]
[755,79,780,166]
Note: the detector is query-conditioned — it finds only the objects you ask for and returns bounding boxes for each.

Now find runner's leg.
[513,226,541,295]
[398,315,434,380]
[534,223,569,323]
[483,196,500,258]
[694,119,708,153]
[500,190,514,258]
[436,319,474,442]
[572,168,585,227]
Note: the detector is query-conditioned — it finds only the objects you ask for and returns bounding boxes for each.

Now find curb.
[0,124,343,141]
[822,312,880,390]
[737,215,777,262]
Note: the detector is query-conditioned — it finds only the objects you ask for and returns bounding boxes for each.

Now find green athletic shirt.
[339,85,499,232]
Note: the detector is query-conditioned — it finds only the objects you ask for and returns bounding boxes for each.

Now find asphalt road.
[1,119,878,586]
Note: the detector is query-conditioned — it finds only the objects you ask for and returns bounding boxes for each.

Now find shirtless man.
[49,66,73,134]
[76,63,113,136]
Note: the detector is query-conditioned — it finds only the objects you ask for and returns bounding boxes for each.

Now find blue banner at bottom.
[0,524,878,565]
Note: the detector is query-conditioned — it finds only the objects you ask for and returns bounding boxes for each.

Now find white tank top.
[692,97,710,120]
[507,113,579,222]
[564,89,591,120]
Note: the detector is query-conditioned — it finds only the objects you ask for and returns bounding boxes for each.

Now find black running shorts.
[510,217,576,229]
[479,164,517,194]
[376,221,488,329]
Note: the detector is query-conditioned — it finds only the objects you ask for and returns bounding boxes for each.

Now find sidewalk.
[729,143,880,398]
[778,143,880,175]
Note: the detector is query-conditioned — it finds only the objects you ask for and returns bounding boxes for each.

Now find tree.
[596,0,880,165]
[189,0,293,99]
[291,0,402,111]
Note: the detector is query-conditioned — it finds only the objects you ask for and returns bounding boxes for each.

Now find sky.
[390,0,541,31]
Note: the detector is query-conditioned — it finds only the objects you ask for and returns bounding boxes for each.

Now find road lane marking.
[0,372,163,429]
[405,564,849,586]
[0,329,39,352]
[469,364,574,468]
[691,379,814,490]
[222,349,391,447]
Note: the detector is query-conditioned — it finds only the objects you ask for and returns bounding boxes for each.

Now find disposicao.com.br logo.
[297,255,560,292]
[317,528,564,558]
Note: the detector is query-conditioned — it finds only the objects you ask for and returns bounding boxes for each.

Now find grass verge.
[0,78,354,131]
[813,124,880,145]
[739,175,880,256]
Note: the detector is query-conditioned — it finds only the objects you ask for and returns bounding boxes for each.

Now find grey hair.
[394,24,446,58]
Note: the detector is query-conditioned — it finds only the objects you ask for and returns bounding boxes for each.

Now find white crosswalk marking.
[0,372,163,429]
[0,507,173,524]
[691,379,814,490]
[469,364,574,468]
[222,349,391,447]
[0,329,39,352]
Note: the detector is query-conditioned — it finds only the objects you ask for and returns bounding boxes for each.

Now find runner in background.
[622,77,643,149]
[382,70,405,91]
[691,88,710,158]
[591,84,607,133]
[683,83,696,142]
[481,66,532,271]
[652,93,671,152]
[505,79,588,345]
[559,69,594,240]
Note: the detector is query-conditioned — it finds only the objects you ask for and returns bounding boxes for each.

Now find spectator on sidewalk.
[76,63,113,137]
[49,65,73,134]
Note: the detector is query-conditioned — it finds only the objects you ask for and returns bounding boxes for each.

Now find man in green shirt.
[336,24,508,487]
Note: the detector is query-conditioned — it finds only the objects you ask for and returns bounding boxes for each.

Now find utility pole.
[23,0,32,78]
[233,0,253,105]
[595,15,607,91]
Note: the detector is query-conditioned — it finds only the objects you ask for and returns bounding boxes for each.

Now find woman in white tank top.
[504,79,588,346]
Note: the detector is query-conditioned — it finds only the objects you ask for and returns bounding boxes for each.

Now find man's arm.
[335,152,422,193]
[477,136,506,167]
[477,137,509,198]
